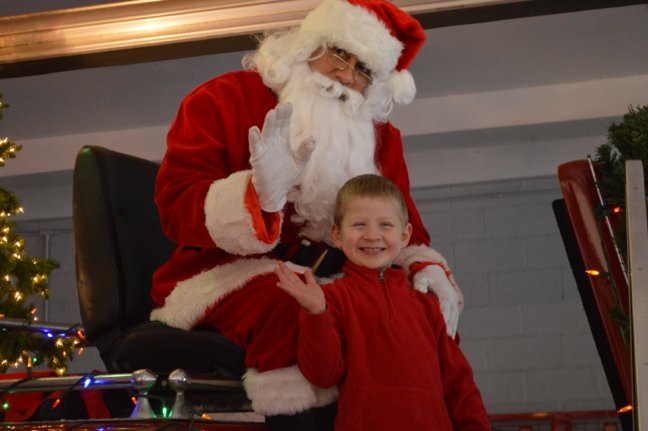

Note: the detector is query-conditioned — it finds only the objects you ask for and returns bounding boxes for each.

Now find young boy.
[275,174,489,431]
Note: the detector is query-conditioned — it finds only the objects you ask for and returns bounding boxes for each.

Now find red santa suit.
[298,261,489,431]
[150,0,459,416]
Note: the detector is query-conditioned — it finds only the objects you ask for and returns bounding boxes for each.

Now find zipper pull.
[379,269,385,283]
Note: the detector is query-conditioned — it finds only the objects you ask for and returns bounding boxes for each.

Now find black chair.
[72,145,247,378]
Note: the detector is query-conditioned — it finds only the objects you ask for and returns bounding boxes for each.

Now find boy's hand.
[275,261,326,314]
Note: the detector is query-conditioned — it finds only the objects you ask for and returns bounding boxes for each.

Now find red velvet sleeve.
[374,122,431,247]
[155,72,277,247]
[297,305,346,389]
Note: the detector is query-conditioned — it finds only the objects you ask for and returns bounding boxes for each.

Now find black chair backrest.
[73,145,176,349]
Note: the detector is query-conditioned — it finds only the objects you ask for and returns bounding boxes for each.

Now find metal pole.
[0,371,136,393]
[625,160,648,431]
[0,316,82,337]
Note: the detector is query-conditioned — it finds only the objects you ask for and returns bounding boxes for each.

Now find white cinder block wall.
[14,173,615,414]
[412,176,614,413]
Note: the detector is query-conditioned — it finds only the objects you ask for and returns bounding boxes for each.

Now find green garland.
[593,104,648,344]
[594,105,648,262]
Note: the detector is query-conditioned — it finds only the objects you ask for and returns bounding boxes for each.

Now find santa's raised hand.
[249,103,315,213]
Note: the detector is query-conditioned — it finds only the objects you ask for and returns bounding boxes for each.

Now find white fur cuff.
[394,244,449,274]
[243,366,338,415]
[204,170,279,256]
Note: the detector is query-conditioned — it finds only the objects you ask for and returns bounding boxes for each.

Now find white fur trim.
[389,69,416,105]
[396,245,463,310]
[244,366,338,415]
[204,170,279,256]
[150,258,279,330]
[394,244,448,274]
[300,0,403,79]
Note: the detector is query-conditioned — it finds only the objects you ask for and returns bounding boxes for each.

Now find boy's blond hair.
[334,174,409,226]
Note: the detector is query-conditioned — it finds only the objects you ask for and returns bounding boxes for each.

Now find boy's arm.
[439,337,490,430]
[298,308,346,388]
[275,261,345,387]
[426,296,490,430]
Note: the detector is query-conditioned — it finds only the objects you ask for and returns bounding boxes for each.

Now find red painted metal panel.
[557,160,631,406]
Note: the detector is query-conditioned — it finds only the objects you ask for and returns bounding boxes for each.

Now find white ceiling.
[0,3,647,189]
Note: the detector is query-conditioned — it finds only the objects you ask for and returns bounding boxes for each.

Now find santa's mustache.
[304,72,367,117]
[307,72,348,98]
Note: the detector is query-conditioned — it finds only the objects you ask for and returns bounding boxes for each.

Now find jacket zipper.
[379,269,395,321]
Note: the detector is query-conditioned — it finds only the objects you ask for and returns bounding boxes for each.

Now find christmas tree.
[0,94,77,375]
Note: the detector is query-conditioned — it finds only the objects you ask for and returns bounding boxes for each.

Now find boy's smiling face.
[331,195,412,270]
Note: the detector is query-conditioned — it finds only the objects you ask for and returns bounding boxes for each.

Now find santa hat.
[299,0,425,104]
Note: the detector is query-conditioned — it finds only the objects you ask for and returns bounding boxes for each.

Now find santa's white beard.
[279,63,391,243]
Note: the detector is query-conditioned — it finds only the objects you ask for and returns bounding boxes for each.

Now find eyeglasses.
[327,47,373,86]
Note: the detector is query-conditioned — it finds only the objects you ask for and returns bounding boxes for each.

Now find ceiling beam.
[0,0,642,78]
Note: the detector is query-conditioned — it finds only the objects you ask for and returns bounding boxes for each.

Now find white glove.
[413,265,460,337]
[249,103,315,212]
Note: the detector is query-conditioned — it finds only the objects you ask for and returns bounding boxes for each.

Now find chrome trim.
[0,370,147,393]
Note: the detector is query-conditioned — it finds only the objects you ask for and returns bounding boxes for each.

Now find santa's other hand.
[413,265,460,337]
[249,103,315,212]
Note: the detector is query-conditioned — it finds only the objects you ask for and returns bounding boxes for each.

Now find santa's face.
[308,46,372,94]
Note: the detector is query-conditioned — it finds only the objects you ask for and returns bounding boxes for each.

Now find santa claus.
[150,0,463,429]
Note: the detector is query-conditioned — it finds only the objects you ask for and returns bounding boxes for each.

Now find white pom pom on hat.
[299,0,426,105]
[389,69,416,105]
